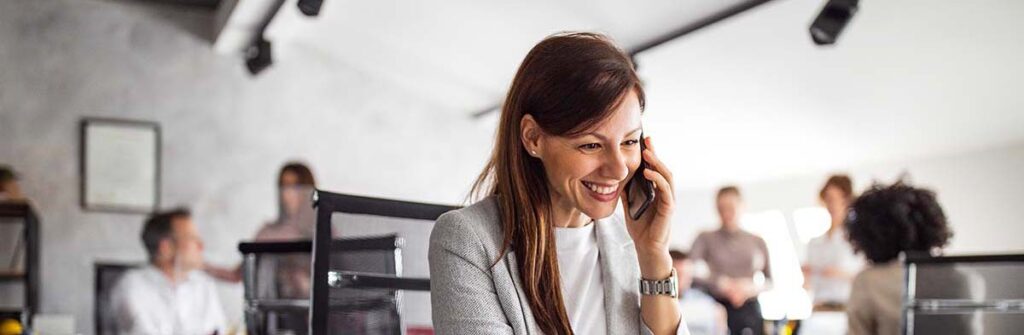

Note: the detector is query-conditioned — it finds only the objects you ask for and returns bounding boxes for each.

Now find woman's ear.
[520,114,543,158]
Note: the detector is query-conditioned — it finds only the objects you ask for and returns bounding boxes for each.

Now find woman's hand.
[624,137,683,334]
[621,136,675,279]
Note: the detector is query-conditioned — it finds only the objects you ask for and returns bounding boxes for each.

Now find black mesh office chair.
[309,190,458,335]
[94,262,140,335]
[239,236,413,335]
[239,240,315,335]
[903,253,1024,335]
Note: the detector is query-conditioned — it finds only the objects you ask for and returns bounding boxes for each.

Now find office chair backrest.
[904,254,1024,335]
[310,190,458,335]
[94,262,140,335]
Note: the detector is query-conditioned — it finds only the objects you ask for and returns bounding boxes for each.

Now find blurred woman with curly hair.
[844,181,953,335]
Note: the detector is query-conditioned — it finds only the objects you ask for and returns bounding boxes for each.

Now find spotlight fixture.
[298,0,323,16]
[245,38,273,75]
[809,0,859,45]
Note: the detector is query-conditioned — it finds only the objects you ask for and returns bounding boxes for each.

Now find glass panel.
[913,262,1024,301]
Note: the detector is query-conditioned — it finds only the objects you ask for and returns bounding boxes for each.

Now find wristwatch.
[639,268,678,298]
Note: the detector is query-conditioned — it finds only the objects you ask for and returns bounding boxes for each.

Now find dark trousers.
[714,296,764,335]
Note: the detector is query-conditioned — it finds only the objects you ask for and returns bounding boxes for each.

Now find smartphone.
[626,134,655,220]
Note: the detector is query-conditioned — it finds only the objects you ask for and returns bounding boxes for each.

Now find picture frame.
[80,118,161,213]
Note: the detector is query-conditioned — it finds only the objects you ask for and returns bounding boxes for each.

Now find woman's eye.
[623,139,640,146]
[578,143,602,151]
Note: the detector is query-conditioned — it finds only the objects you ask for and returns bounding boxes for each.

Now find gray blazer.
[428,196,687,335]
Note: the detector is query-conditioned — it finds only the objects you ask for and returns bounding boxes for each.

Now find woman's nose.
[602,148,630,181]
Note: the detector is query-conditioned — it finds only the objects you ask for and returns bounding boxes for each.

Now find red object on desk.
[407,326,433,335]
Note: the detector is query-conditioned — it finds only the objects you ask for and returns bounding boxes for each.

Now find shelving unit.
[0,202,39,330]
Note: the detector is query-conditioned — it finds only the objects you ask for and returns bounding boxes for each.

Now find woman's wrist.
[636,247,673,280]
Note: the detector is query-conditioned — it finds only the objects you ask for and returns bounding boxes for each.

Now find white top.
[678,289,725,335]
[109,265,226,335]
[804,229,864,304]
[555,222,608,335]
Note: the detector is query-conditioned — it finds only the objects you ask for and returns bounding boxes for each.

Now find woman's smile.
[581,180,621,202]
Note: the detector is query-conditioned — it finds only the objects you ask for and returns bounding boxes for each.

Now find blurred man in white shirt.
[110,208,225,335]
[672,250,727,335]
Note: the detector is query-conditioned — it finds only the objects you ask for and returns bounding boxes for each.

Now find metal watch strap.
[639,268,678,298]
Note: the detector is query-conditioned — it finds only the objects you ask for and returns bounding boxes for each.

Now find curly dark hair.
[845,181,952,264]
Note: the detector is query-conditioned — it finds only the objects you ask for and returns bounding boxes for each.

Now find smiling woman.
[428,32,687,335]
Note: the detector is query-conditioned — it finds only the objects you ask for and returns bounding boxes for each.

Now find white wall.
[669,142,1024,256]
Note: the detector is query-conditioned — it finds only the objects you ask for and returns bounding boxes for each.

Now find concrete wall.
[0,0,494,332]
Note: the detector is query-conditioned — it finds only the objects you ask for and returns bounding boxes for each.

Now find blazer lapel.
[595,216,642,334]
[503,251,541,335]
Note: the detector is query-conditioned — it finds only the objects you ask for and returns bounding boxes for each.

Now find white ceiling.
[225,0,1023,190]
[638,0,1024,189]
[264,0,752,113]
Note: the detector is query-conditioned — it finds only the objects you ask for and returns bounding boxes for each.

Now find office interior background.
[1,0,1023,334]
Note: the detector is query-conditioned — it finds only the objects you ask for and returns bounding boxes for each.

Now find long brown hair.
[278,161,317,220]
[471,32,644,334]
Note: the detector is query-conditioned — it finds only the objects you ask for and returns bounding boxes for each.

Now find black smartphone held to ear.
[626,134,655,220]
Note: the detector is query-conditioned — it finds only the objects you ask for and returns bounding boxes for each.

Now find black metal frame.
[0,203,39,329]
[309,190,458,335]
[905,253,1024,264]
[239,240,313,335]
[903,253,1024,335]
[79,117,162,214]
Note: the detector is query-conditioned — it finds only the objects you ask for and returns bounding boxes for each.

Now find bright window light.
[741,210,813,320]
[793,206,831,244]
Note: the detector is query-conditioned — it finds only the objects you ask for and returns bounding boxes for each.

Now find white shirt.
[555,222,607,335]
[804,229,863,304]
[110,265,226,335]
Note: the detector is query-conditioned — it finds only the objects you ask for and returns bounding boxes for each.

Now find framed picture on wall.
[80,118,160,213]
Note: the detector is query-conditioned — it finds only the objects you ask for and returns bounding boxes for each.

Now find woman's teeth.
[583,181,616,195]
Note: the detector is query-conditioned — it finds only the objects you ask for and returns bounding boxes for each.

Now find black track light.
[298,0,323,16]
[809,0,859,46]
[245,38,273,75]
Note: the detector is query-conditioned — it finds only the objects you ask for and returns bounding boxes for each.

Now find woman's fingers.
[642,151,674,201]
[643,137,673,185]
[643,168,674,213]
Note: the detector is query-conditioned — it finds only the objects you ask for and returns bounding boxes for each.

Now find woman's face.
[822,186,850,221]
[531,90,643,221]
[280,171,303,216]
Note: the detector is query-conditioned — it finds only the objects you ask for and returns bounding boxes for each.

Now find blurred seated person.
[844,181,953,335]
[0,165,25,202]
[204,162,318,291]
[672,250,728,335]
[802,174,863,310]
[110,208,226,335]
[690,186,771,335]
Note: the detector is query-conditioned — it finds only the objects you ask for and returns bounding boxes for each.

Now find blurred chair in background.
[672,250,728,335]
